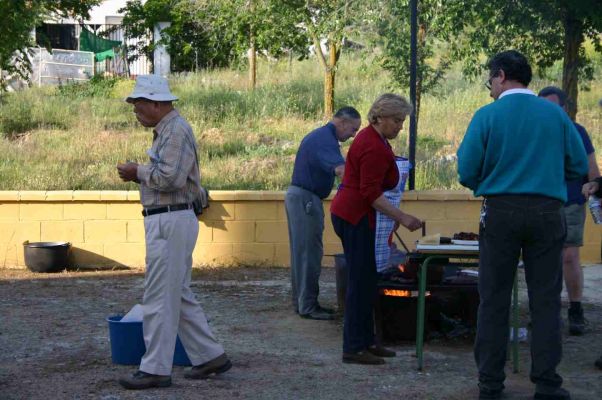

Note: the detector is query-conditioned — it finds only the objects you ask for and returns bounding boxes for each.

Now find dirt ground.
[1,265,601,400]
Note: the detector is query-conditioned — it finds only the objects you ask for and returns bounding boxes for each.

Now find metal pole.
[415,256,431,370]
[39,48,42,87]
[408,0,418,190]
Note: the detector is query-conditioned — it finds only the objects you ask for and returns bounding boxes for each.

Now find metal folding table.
[413,247,520,372]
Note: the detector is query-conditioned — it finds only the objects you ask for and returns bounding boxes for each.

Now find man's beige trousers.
[139,209,224,376]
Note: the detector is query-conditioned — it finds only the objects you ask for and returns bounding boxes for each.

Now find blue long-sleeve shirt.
[291,122,345,199]
[457,92,588,202]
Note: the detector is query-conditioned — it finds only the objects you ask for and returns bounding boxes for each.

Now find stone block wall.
[0,190,600,268]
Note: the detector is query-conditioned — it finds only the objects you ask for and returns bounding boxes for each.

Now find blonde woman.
[330,93,422,365]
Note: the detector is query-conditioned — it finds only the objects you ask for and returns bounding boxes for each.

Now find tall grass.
[0,54,600,191]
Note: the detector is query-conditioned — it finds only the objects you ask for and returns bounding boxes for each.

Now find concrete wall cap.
[45,191,74,201]
[19,191,47,201]
[100,191,129,201]
[73,191,102,201]
[0,191,20,201]
[12,190,482,202]
[416,190,476,201]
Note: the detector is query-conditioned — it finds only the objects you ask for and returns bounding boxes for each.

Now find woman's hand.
[372,195,423,231]
[398,213,422,232]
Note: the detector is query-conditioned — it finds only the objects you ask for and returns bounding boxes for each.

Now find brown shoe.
[184,353,232,380]
[367,345,396,358]
[118,370,171,390]
[342,351,385,365]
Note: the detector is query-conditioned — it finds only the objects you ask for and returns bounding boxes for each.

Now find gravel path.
[0,266,601,400]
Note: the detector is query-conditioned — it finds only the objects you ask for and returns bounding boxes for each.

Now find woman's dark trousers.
[331,214,378,353]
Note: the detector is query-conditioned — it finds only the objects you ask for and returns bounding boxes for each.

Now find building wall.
[42,0,151,77]
[48,0,132,25]
[1,190,600,269]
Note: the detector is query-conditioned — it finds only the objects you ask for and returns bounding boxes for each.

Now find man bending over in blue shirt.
[286,107,361,320]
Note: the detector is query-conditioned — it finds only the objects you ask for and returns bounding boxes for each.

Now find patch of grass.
[0,54,600,190]
[56,75,121,98]
[0,97,39,138]
[204,140,248,159]
[0,89,72,138]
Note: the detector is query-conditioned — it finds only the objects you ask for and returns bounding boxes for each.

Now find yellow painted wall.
[1,190,600,269]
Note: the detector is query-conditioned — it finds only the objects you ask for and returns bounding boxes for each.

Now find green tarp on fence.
[79,28,122,62]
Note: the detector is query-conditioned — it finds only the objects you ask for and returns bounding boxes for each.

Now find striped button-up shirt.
[136,109,201,207]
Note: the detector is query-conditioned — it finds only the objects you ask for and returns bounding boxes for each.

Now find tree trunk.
[249,32,256,90]
[562,12,583,120]
[324,40,338,118]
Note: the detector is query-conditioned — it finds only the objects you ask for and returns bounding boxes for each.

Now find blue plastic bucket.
[107,315,192,366]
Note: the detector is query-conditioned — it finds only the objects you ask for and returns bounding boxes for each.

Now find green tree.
[297,0,355,118]
[120,0,308,85]
[0,0,100,89]
[201,0,309,89]
[441,0,602,119]
[119,0,239,72]
[377,0,451,131]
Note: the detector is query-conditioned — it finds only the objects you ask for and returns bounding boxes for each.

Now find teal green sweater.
[457,93,588,202]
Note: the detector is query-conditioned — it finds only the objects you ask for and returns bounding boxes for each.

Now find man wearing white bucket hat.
[117,75,231,390]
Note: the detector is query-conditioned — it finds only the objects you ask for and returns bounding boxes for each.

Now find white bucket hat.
[125,75,178,103]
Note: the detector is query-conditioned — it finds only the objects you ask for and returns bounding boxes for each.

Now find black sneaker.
[342,351,385,365]
[478,382,504,400]
[568,308,585,336]
[479,383,504,399]
[479,388,502,399]
[533,386,571,400]
[118,370,171,390]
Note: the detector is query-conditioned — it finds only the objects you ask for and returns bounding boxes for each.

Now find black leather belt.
[142,203,192,217]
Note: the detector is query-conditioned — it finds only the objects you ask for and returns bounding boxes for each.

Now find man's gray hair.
[334,106,361,120]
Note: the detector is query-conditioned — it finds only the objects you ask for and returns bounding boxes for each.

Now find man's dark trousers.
[476,195,565,392]
[332,214,378,353]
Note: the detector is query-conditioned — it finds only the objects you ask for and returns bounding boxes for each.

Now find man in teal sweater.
[458,50,588,400]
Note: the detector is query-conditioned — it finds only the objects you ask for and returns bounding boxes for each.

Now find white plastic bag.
[121,304,143,322]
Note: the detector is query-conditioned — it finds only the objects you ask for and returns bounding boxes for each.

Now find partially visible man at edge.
[286,107,361,320]
[116,75,231,390]
[538,86,600,336]
[457,50,588,400]
[582,96,602,371]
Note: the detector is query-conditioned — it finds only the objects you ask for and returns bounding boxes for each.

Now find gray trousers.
[476,195,565,392]
[140,209,224,376]
[285,186,324,314]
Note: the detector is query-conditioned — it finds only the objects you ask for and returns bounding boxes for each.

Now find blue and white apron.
[375,156,411,272]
